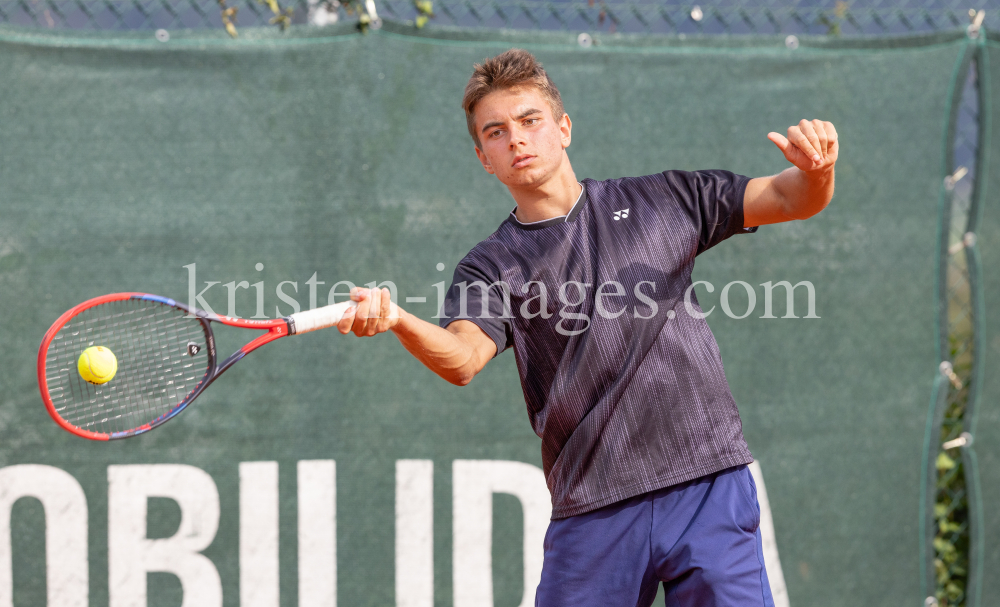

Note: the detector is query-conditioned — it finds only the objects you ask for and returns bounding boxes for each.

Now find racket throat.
[215,323,288,376]
[240,324,290,355]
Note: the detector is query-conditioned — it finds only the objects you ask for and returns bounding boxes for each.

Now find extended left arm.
[743,119,839,227]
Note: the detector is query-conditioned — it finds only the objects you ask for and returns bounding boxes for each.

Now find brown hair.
[462,49,565,149]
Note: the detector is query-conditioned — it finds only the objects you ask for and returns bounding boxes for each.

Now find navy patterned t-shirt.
[439,170,757,519]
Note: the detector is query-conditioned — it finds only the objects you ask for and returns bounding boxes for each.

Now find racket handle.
[288,301,358,334]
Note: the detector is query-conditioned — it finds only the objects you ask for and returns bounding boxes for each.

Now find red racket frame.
[38,292,293,440]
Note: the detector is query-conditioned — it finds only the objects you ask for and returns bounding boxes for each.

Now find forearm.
[745,166,835,227]
[390,309,490,386]
[770,165,835,220]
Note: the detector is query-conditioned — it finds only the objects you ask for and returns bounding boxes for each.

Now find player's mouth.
[512,154,535,169]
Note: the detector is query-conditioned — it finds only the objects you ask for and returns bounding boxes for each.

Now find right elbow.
[445,366,478,387]
[449,372,474,387]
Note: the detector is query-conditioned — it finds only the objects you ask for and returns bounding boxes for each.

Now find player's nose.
[508,131,527,150]
[508,123,528,147]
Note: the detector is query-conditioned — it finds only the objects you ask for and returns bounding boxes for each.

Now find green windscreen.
[0,23,986,606]
[974,39,999,607]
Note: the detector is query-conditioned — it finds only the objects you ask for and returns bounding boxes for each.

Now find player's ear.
[560,113,572,149]
[474,146,495,175]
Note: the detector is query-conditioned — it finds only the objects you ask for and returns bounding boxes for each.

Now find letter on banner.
[298,460,337,607]
[0,465,88,607]
[453,460,551,607]
[396,460,434,607]
[108,465,222,607]
[748,462,790,607]
[241,462,279,607]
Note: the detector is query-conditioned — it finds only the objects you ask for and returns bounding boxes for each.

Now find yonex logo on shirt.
[613,208,630,220]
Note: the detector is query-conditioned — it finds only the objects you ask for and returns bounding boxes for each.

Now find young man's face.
[473,86,572,190]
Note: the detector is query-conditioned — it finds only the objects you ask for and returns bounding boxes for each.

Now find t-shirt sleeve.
[662,169,756,255]
[438,258,513,358]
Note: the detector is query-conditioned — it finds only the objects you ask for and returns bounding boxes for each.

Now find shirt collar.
[508,183,586,228]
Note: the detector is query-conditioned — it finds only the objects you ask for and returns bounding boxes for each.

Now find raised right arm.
[335,286,496,386]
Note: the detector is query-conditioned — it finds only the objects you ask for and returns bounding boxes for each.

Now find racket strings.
[44,299,212,435]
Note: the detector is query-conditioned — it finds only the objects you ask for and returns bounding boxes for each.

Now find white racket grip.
[288,301,358,334]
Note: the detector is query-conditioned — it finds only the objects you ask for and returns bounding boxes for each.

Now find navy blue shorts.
[535,465,774,607]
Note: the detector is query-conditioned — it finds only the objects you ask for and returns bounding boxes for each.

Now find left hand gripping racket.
[37,293,357,440]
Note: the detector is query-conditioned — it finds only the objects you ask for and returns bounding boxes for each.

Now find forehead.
[474,86,553,128]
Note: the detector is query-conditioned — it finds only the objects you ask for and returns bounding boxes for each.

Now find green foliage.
[817,0,849,36]
[215,0,292,37]
[260,0,294,29]
[933,309,974,605]
[216,0,239,37]
[414,0,433,28]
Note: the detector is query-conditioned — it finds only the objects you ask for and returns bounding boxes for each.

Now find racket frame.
[38,292,295,440]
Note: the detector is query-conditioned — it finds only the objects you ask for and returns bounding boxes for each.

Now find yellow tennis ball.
[78,346,118,385]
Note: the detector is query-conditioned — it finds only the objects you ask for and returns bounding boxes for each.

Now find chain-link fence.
[0,0,994,34]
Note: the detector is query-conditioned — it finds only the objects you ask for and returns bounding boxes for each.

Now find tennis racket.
[37,293,357,440]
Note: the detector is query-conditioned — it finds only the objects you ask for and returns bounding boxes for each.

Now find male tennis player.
[337,49,837,606]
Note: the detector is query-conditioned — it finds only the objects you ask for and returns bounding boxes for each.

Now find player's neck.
[509,164,582,224]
